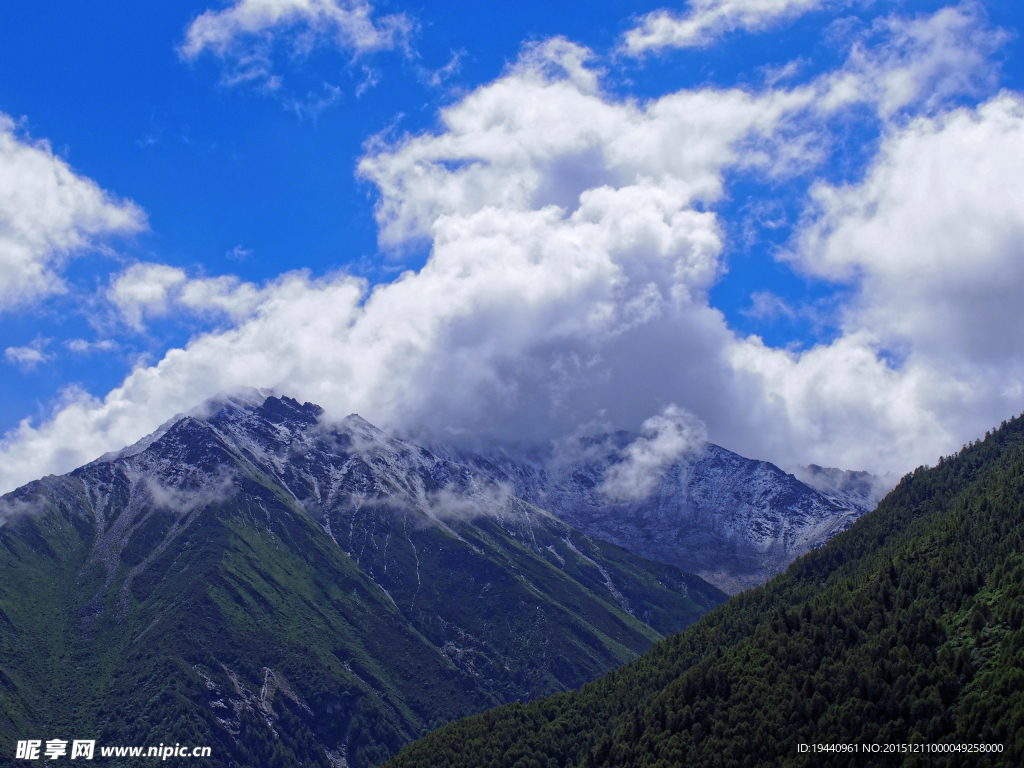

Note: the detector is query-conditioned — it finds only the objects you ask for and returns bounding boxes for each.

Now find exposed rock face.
[0,390,724,768]
[436,435,881,594]
[85,390,881,597]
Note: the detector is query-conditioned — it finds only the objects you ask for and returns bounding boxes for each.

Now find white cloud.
[66,338,119,354]
[819,3,1005,117]
[180,0,412,87]
[0,40,804,492]
[620,1,1003,120]
[622,0,833,54]
[5,340,51,371]
[226,244,252,261]
[143,471,238,515]
[108,263,187,327]
[744,290,796,322]
[0,114,146,311]
[0,12,1016,494]
[599,405,707,500]
[108,262,263,329]
[0,496,45,529]
[729,91,1024,472]
[727,332,960,473]
[360,37,815,248]
[427,481,514,522]
[178,274,264,319]
[424,51,463,89]
[794,94,1024,366]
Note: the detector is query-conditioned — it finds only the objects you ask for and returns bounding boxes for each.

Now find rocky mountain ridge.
[93,388,881,596]
[0,391,723,768]
[436,433,880,594]
[86,387,880,595]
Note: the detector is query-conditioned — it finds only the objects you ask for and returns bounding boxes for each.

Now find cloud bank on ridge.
[0,5,1021,496]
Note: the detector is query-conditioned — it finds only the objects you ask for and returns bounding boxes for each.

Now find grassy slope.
[385,414,1024,768]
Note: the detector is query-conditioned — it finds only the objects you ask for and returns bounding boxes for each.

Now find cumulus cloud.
[0,114,146,311]
[793,94,1024,362]
[109,262,263,329]
[360,36,815,248]
[0,38,797,492]
[180,0,413,87]
[727,92,1024,471]
[0,9,1016,493]
[622,0,834,54]
[599,405,707,501]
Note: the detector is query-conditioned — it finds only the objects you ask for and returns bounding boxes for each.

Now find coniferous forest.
[384,414,1024,768]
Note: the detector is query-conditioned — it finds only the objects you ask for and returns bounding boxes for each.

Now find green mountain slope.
[385,415,1024,768]
[0,394,724,768]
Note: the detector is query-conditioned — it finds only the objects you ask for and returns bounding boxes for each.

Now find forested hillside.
[386,414,1024,768]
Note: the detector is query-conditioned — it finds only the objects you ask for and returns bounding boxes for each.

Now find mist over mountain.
[790,463,893,513]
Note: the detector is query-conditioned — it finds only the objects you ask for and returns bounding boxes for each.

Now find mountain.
[0,392,724,768]
[384,415,1024,768]
[439,436,880,594]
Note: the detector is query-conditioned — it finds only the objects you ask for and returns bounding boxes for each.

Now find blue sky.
[1,0,1023,493]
